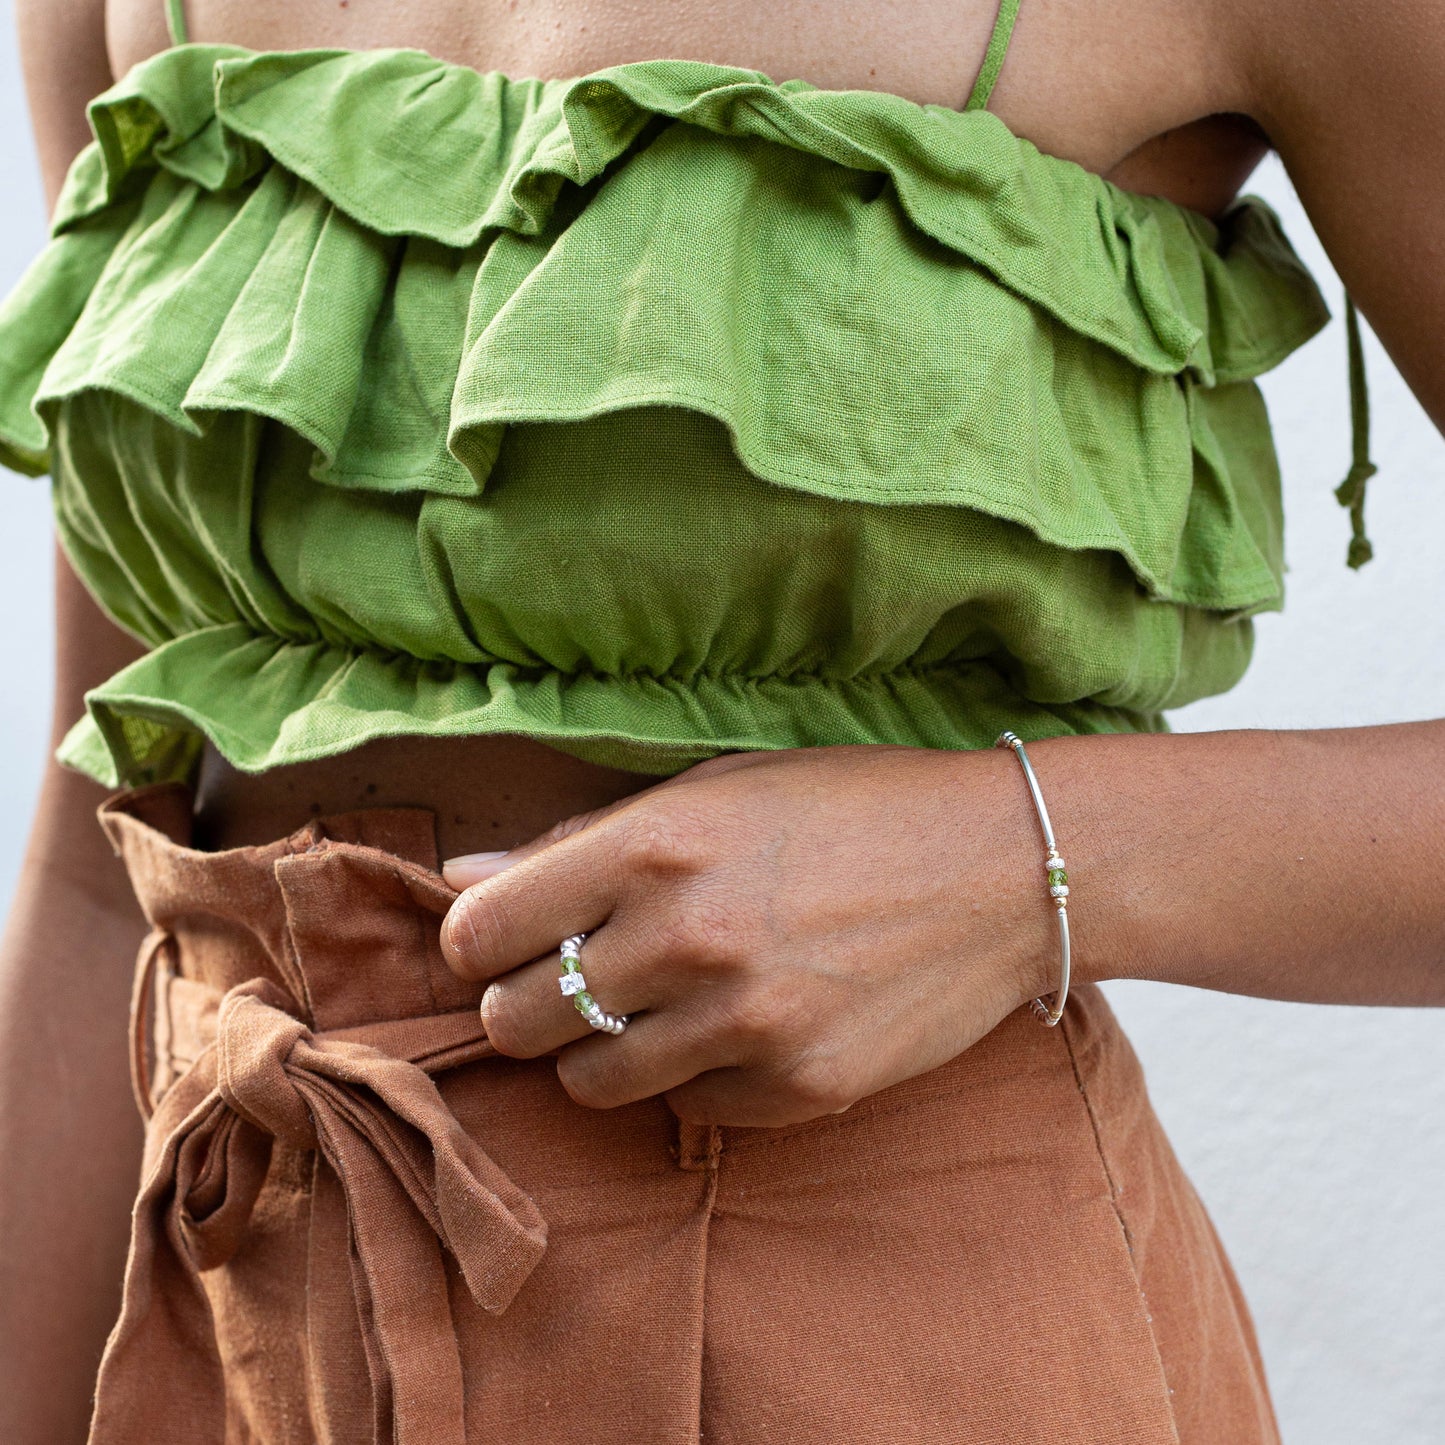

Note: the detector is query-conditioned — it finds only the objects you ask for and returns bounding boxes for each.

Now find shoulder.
[997,0,1432,161]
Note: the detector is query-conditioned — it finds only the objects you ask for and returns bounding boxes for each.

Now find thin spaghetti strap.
[965,0,1022,112]
[165,0,189,46]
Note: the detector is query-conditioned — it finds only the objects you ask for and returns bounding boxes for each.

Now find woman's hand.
[440,722,1445,1127]
[440,744,1056,1127]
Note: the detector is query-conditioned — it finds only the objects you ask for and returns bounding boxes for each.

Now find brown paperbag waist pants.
[88,783,1280,1445]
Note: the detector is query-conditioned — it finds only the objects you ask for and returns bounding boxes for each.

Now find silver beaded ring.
[994,731,1072,1027]
[558,933,628,1035]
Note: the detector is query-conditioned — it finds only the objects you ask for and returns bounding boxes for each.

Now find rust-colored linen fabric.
[91,783,1280,1443]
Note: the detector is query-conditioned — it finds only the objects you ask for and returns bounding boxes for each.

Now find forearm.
[1027,720,1445,1007]
[0,758,149,1444]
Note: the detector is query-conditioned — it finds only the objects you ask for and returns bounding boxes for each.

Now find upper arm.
[15,0,114,210]
[14,2,147,735]
[1242,0,1445,434]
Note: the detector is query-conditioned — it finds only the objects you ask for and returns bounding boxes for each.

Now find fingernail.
[478,984,496,1023]
[442,850,512,887]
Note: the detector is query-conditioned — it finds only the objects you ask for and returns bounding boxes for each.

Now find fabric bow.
[88,976,548,1445]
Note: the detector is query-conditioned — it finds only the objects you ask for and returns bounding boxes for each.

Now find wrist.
[991,729,1173,994]
[943,718,1445,1011]
[929,741,1074,1014]
[1018,727,1289,995]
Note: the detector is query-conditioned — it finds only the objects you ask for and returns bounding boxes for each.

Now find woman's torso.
[59,0,1290,853]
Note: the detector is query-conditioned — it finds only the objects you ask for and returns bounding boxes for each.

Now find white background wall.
[0,16,1441,1441]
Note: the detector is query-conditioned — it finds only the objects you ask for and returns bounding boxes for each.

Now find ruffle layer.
[57,623,1166,789]
[0,45,1329,614]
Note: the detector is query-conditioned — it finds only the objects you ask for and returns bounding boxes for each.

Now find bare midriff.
[192,735,666,858]
[108,0,1268,857]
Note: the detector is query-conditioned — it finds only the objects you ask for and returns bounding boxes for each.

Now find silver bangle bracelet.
[994,730,1072,1027]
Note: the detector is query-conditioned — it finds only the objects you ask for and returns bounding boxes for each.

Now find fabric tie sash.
[89,975,548,1445]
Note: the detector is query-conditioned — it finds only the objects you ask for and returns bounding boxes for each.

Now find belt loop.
[128,929,177,1121]
[674,1120,723,1172]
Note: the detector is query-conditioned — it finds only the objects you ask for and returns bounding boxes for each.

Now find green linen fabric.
[0,46,1331,787]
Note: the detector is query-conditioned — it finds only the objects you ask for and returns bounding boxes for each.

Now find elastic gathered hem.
[59,624,1168,786]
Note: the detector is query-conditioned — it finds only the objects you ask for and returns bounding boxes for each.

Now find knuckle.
[654,896,745,971]
[618,812,704,880]
[716,966,811,1047]
[782,1054,858,1116]
[717,983,793,1047]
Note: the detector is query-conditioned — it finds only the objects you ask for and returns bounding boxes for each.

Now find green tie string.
[1333,292,1377,570]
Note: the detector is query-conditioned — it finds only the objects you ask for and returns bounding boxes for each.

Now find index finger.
[440,824,622,982]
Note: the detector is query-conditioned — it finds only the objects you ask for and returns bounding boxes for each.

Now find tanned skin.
[6,1,1444,1437]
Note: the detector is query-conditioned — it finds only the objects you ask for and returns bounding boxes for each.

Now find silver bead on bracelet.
[558,933,628,1035]
[994,730,1072,1027]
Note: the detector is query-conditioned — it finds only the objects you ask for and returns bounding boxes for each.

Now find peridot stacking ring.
[558,933,628,1035]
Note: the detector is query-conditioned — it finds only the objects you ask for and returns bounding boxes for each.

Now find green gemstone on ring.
[1048,868,1068,887]
[574,993,595,1013]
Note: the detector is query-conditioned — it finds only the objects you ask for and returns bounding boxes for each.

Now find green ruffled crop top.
[0,0,1358,787]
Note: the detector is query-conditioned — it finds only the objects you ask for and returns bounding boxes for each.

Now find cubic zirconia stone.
[559,971,588,996]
